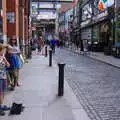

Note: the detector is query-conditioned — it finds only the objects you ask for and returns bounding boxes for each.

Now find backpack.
[9,102,25,115]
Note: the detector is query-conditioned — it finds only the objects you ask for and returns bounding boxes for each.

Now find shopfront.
[116,11,120,43]
[72,27,79,47]
[81,20,92,49]
[90,11,112,51]
[81,20,91,41]
[90,21,110,51]
[92,21,109,44]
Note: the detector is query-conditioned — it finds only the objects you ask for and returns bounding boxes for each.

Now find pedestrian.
[5,45,17,90]
[37,39,43,54]
[9,38,22,87]
[56,40,60,48]
[0,44,10,116]
[50,39,56,53]
[45,39,50,46]
[59,40,63,48]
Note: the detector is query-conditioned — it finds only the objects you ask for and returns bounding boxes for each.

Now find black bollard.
[58,63,65,96]
[49,49,52,67]
[45,46,48,57]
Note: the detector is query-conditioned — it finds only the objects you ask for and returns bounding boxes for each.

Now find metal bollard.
[58,63,65,96]
[45,46,48,57]
[49,49,52,67]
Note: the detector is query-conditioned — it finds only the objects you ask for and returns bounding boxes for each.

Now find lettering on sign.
[92,11,108,22]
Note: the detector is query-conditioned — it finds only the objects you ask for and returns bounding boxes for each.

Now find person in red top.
[37,39,43,53]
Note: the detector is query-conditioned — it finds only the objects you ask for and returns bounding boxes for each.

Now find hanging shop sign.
[7,12,15,24]
[31,2,38,17]
[92,11,108,23]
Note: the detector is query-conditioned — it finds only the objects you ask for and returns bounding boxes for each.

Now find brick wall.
[19,0,24,40]
[2,0,7,38]
[6,0,16,38]
[24,0,29,42]
[2,0,29,46]
[16,0,19,40]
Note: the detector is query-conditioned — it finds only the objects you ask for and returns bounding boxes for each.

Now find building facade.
[72,4,80,47]
[68,0,116,53]
[58,3,73,45]
[65,8,73,44]
[115,0,120,44]
[1,0,30,57]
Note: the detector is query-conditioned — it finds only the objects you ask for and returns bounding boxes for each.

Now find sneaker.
[0,110,5,116]
[16,82,22,87]
[1,105,11,111]
[9,87,15,91]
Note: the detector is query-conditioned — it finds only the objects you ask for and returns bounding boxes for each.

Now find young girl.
[0,44,10,115]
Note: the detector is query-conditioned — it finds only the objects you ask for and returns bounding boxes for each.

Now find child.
[5,46,17,90]
[0,44,10,116]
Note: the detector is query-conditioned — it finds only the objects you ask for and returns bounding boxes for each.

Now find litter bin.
[112,42,120,58]
[112,47,120,58]
[104,46,111,55]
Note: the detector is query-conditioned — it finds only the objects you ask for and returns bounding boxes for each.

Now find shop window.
[93,26,99,41]
[116,13,120,42]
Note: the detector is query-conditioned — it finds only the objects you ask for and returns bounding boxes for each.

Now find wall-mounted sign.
[37,13,56,19]
[92,11,108,22]
[7,12,15,23]
[39,3,54,8]
[32,3,38,15]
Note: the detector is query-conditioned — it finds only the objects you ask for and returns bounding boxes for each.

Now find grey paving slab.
[1,54,90,120]
[72,109,91,120]
[0,107,43,120]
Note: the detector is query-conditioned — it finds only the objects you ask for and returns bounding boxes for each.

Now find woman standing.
[8,38,22,87]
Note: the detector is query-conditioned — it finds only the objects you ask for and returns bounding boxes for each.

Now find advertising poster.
[7,12,15,24]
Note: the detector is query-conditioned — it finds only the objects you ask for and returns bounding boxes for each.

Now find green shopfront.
[116,12,120,43]
[90,11,111,51]
[115,0,120,44]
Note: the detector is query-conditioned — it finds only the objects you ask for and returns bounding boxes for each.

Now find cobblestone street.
[54,48,120,120]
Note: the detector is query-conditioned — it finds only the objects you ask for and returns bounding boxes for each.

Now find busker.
[0,44,10,116]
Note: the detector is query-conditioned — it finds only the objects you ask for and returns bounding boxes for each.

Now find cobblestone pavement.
[54,48,120,120]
